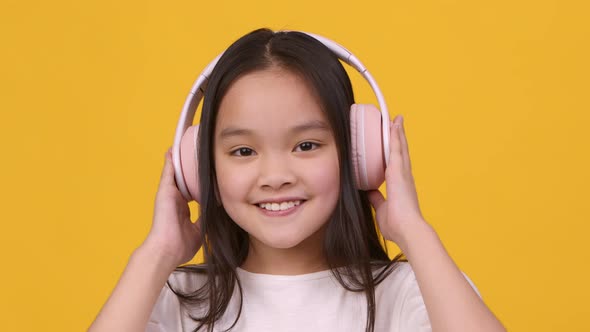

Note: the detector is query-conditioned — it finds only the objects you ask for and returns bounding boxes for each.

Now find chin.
[256,233,307,249]
[230,203,328,250]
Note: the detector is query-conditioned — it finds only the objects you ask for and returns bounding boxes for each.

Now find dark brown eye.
[231,147,254,157]
[295,142,319,152]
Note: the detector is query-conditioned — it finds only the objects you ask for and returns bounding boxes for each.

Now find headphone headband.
[172,31,391,200]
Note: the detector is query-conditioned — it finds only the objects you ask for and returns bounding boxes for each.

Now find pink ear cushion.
[350,104,386,190]
[179,124,201,203]
[350,105,362,188]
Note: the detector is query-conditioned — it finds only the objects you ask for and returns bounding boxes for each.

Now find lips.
[253,196,307,205]
[257,200,303,210]
[254,200,306,217]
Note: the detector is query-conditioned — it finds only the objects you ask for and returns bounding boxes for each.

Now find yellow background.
[1,0,588,330]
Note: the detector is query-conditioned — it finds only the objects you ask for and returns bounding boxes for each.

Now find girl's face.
[214,67,340,251]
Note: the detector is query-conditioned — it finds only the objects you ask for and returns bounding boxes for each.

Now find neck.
[240,225,329,275]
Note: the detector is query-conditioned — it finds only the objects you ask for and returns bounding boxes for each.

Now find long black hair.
[167,28,407,332]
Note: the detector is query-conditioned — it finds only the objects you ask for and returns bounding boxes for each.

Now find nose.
[256,153,296,191]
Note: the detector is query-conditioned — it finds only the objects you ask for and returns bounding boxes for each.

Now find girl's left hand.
[367,115,427,249]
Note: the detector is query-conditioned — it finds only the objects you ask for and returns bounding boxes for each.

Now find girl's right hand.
[142,147,202,268]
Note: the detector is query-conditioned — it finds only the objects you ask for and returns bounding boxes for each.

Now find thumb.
[367,189,386,211]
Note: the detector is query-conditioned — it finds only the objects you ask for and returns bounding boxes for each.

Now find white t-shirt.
[146,262,481,332]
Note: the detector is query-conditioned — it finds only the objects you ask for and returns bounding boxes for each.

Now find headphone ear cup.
[350,104,386,190]
[179,124,201,203]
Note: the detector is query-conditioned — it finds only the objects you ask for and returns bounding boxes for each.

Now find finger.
[367,189,386,212]
[388,115,404,172]
[159,147,176,188]
[399,117,413,171]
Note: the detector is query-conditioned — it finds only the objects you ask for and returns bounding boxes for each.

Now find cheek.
[215,160,257,231]
[307,149,340,196]
[215,158,253,203]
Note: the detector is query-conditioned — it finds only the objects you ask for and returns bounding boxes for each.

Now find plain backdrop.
[1,0,588,331]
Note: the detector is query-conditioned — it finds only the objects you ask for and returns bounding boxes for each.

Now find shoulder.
[374,262,430,331]
[168,265,209,293]
[374,262,416,298]
[374,262,481,331]
[147,266,209,332]
[376,261,481,298]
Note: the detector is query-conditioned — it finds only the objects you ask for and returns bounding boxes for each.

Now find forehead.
[214,68,331,140]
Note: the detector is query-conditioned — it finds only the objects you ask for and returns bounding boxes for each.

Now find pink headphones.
[172,31,391,203]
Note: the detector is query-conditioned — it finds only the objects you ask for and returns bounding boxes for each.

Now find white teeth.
[258,200,302,211]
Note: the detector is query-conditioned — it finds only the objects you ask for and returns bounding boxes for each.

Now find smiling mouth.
[255,200,306,210]
[253,200,307,216]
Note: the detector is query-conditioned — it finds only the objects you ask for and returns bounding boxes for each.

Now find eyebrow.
[219,120,330,141]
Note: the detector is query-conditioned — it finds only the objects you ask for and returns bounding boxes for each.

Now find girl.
[89,28,506,332]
